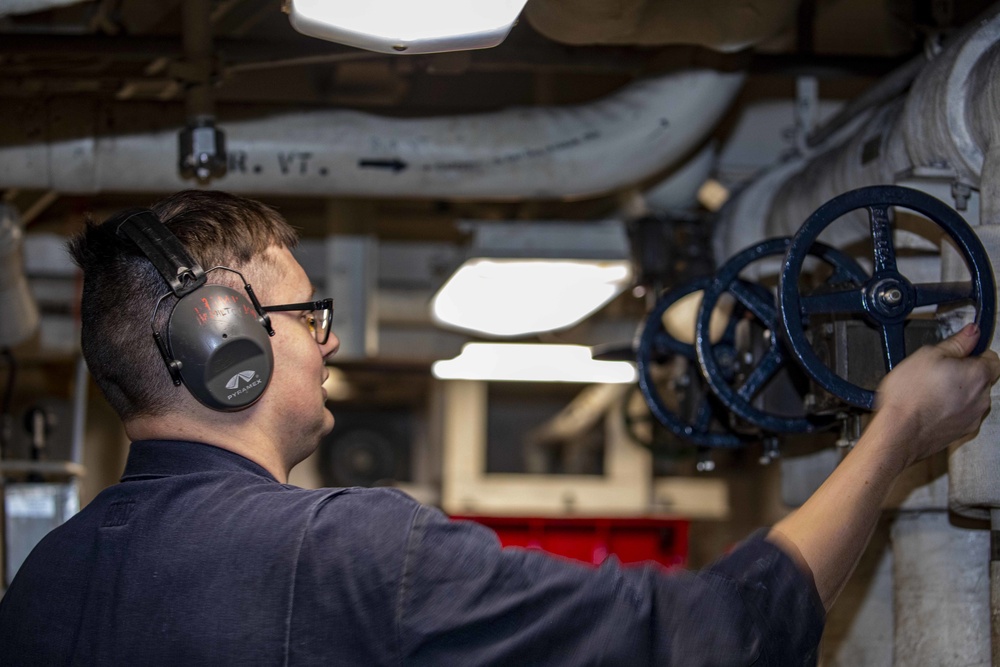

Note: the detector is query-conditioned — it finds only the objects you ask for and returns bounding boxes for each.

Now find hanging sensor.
[179,117,227,183]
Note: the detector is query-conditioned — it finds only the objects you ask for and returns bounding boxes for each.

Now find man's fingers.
[936,323,981,359]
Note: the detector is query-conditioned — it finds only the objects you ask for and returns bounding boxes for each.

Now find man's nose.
[322,331,340,359]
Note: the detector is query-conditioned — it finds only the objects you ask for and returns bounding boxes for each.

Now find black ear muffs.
[169,284,274,410]
[115,210,275,411]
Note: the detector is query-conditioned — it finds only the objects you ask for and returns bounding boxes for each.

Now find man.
[1,189,998,665]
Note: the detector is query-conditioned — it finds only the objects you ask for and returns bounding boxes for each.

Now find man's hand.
[772,322,1000,610]
[875,323,1000,470]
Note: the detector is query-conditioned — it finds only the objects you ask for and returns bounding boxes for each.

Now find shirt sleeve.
[397,508,825,667]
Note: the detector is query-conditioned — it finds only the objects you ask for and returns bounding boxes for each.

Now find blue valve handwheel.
[621,384,697,458]
[778,185,997,410]
[696,237,869,432]
[635,277,750,448]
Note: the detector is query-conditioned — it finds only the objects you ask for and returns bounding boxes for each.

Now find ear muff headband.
[117,210,275,411]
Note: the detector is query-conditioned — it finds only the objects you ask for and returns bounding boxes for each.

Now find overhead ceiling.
[4,0,999,441]
[3,0,993,239]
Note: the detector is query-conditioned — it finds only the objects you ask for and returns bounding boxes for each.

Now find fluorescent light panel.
[432,343,637,383]
[431,258,633,337]
[288,0,529,54]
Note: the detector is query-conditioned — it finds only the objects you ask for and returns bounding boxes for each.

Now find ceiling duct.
[714,3,1000,258]
[0,70,743,200]
[524,0,800,52]
[0,0,91,17]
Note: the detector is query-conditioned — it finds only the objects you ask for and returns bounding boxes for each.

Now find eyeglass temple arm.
[243,284,275,336]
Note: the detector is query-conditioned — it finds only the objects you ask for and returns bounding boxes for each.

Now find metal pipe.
[806,54,926,148]
[524,0,799,52]
[69,356,88,468]
[0,206,39,348]
[993,508,1000,666]
[0,70,744,200]
[0,0,91,17]
[708,10,1000,663]
[893,511,990,666]
[181,0,214,120]
[714,3,1000,259]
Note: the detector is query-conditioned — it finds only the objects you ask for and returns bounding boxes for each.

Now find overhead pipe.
[524,0,800,53]
[177,0,227,183]
[714,4,1000,258]
[0,70,744,199]
[0,205,39,349]
[0,0,91,16]
[641,141,716,212]
[712,5,1000,663]
[804,53,926,149]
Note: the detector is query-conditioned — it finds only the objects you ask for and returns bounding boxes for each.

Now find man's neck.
[124,412,292,483]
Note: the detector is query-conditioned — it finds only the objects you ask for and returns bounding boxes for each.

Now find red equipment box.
[455,515,689,569]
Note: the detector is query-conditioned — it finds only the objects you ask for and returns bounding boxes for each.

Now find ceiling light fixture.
[432,343,637,384]
[430,220,633,338]
[286,0,529,55]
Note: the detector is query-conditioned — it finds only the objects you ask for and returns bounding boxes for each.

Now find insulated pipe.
[709,7,1000,663]
[641,141,716,212]
[713,155,809,264]
[927,9,1000,532]
[713,3,1000,259]
[892,512,990,666]
[805,54,927,149]
[762,99,911,245]
[0,70,744,199]
[902,20,1000,189]
[948,225,1000,524]
[0,206,39,348]
[993,509,1000,665]
[524,0,800,52]
[0,0,91,16]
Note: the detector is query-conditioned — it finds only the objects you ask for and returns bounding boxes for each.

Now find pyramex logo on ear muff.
[168,284,275,411]
[115,210,276,411]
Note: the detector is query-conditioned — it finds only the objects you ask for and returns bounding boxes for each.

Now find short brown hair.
[68,190,299,421]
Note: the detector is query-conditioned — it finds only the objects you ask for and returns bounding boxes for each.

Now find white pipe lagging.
[0,205,39,349]
[712,4,1000,664]
[0,0,89,16]
[524,0,800,52]
[895,28,1000,667]
[715,3,1000,259]
[0,70,743,200]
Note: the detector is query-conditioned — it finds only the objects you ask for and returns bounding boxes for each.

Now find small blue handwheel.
[779,185,997,409]
[621,384,698,458]
[696,237,869,432]
[635,277,750,448]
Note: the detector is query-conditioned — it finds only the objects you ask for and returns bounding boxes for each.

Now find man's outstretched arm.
[769,323,1000,610]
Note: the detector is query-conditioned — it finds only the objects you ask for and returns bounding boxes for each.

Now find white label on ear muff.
[225,370,258,390]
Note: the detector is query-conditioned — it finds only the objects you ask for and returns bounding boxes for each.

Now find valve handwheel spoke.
[737,348,784,401]
[693,397,715,432]
[729,280,778,324]
[869,204,899,275]
[800,287,867,315]
[635,277,750,448]
[912,281,976,308]
[652,329,691,357]
[622,385,695,456]
[880,322,907,371]
[779,185,996,409]
[696,237,868,433]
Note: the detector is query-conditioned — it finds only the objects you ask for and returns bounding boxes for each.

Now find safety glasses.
[262,298,334,344]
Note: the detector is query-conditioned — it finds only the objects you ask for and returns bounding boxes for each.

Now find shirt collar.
[121,440,278,483]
